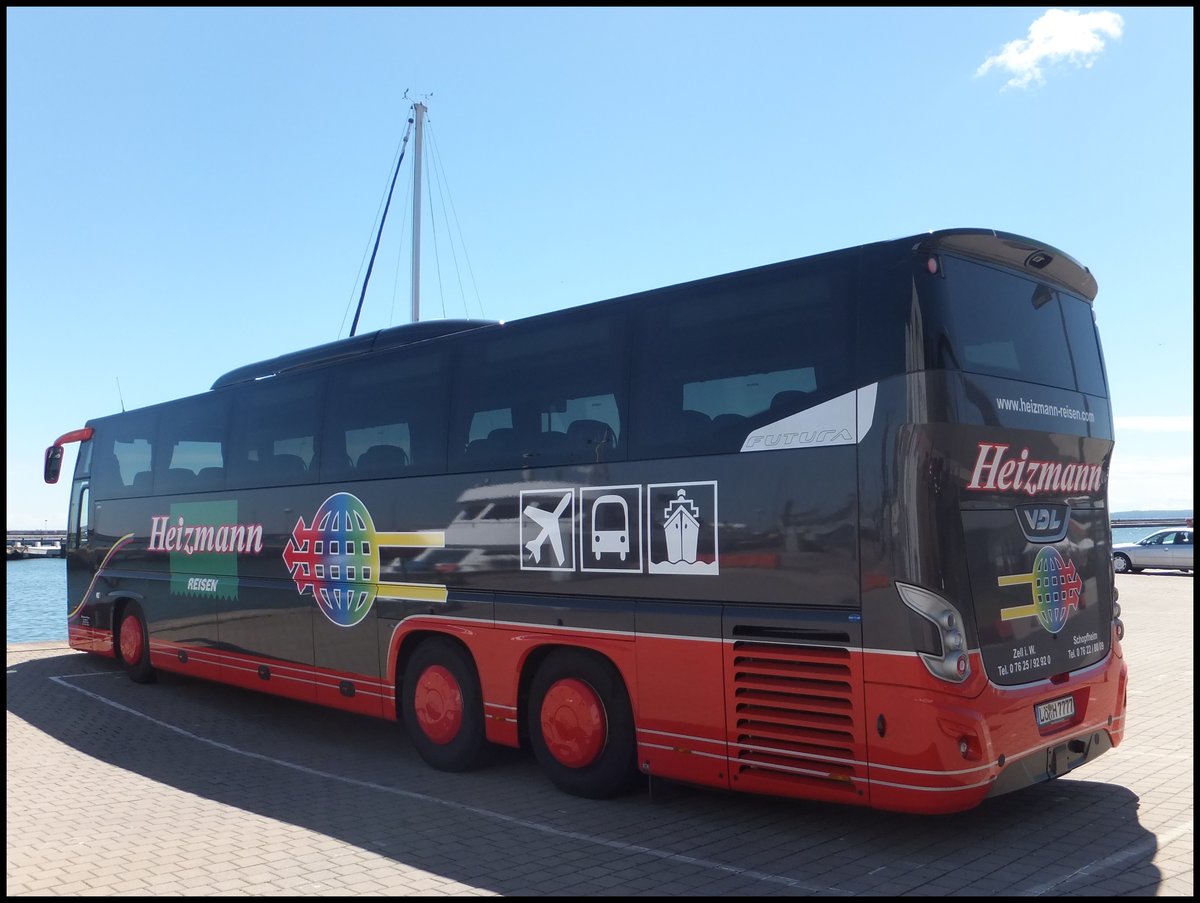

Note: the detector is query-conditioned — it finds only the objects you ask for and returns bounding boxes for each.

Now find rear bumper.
[986,727,1114,798]
[863,643,1127,814]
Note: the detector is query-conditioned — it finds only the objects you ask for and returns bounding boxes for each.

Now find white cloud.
[1115,415,1194,433]
[977,9,1124,90]
[1108,453,1194,512]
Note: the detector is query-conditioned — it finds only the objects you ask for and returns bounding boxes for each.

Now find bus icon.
[590,494,630,561]
[580,485,642,573]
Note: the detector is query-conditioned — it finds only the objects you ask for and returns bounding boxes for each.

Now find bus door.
[215,491,317,706]
[313,602,383,717]
[217,377,319,703]
[65,456,97,649]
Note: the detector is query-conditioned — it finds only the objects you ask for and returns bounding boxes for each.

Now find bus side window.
[78,485,90,543]
[457,410,515,469]
[449,315,627,472]
[356,444,409,476]
[155,393,229,494]
[319,347,447,481]
[629,262,854,458]
[90,408,159,497]
[69,483,90,547]
[228,375,321,488]
[90,449,124,495]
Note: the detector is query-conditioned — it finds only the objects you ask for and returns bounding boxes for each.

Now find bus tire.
[401,637,490,773]
[529,649,639,799]
[117,600,156,684]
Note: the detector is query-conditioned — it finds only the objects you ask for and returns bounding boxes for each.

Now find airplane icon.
[523,491,572,566]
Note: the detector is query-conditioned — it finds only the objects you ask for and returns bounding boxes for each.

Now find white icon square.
[580,485,642,573]
[519,489,575,571]
[647,482,719,575]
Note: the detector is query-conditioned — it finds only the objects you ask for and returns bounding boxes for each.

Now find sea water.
[6,557,68,643]
[1,525,1179,644]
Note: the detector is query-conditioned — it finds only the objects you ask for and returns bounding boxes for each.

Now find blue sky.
[7,7,1193,528]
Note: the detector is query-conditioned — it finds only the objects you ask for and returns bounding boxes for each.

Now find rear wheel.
[1112,554,1132,575]
[401,637,491,772]
[529,649,639,799]
[117,600,156,684]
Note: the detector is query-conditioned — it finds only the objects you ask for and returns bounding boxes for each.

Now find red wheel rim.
[120,615,143,666]
[413,664,463,745]
[540,678,605,768]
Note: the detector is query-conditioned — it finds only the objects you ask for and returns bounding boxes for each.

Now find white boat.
[17,540,62,557]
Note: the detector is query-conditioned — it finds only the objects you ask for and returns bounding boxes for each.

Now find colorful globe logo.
[283,492,380,627]
[1031,547,1079,634]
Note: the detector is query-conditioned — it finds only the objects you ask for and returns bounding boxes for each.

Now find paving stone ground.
[7,571,1192,896]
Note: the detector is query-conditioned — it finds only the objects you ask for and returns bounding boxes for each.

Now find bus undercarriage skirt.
[986,730,1114,798]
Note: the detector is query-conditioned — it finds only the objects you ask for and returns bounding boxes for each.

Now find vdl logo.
[1016,503,1070,543]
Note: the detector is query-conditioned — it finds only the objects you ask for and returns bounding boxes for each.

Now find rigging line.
[339,132,407,338]
[350,112,415,337]
[426,122,470,319]
[427,120,486,319]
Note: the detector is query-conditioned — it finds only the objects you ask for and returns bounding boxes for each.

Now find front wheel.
[401,637,491,773]
[529,649,639,799]
[117,600,156,684]
[1112,554,1132,575]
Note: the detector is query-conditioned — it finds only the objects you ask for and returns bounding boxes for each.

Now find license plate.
[1036,694,1075,727]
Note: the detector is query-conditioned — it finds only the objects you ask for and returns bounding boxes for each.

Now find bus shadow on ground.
[7,649,1162,896]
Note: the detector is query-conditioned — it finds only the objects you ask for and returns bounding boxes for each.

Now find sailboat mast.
[410,101,426,324]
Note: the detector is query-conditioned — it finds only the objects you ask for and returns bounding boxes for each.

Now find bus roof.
[211,318,497,389]
[210,228,1095,392]
[916,229,1098,302]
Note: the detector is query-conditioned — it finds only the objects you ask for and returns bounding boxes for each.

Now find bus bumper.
[863,648,1127,814]
[985,727,1115,798]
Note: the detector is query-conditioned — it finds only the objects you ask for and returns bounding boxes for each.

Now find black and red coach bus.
[45,228,1127,814]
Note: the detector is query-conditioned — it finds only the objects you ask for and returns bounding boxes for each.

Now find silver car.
[1112,529,1194,574]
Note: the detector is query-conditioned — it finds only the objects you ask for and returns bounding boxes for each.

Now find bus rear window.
[923,256,1107,395]
[1059,291,1108,396]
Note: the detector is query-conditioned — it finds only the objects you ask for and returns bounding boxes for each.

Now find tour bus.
[45,228,1126,814]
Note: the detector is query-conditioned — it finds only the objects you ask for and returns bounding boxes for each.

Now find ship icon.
[648,482,718,576]
[663,489,700,564]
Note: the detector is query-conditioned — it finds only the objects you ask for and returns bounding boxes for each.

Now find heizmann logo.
[997,547,1083,634]
[284,492,447,628]
[966,443,1105,497]
[147,500,263,600]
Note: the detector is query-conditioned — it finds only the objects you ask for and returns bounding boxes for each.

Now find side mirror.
[44,445,64,484]
[43,428,92,484]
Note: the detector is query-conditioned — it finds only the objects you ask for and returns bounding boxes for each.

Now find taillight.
[896,582,972,684]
